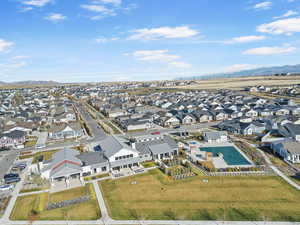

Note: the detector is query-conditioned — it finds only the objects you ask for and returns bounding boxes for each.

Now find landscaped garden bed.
[160,158,196,180]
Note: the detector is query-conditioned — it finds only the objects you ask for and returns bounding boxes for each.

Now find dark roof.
[284,123,300,135]
[0,130,26,139]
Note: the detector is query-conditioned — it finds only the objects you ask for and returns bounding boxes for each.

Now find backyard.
[100,169,300,221]
[10,184,100,221]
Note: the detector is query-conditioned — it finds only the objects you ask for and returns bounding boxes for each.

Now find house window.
[130,154,133,158]
[102,166,106,171]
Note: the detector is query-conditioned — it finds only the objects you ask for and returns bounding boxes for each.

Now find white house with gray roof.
[40,148,109,182]
[203,131,228,143]
[271,140,300,163]
[39,134,179,182]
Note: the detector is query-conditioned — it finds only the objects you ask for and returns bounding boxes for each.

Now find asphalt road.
[0,151,18,180]
[125,121,219,137]
[75,102,107,142]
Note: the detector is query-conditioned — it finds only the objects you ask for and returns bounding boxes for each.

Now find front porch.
[50,173,84,193]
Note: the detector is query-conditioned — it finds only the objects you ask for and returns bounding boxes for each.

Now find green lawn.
[99,169,300,221]
[10,185,100,221]
[141,161,156,168]
[84,173,110,181]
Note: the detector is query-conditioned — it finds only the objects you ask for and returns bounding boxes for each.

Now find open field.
[10,185,100,221]
[100,169,300,221]
[171,75,300,90]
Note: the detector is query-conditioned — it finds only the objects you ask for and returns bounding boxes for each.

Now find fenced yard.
[100,169,300,221]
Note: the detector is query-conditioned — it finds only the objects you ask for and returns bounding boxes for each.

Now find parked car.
[174,125,180,129]
[0,184,14,191]
[4,173,21,184]
[151,131,161,135]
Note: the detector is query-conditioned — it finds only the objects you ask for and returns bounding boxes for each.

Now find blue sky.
[1,0,300,82]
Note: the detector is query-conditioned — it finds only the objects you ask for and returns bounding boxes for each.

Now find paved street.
[75,102,107,142]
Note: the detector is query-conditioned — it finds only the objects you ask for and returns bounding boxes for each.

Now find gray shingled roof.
[282,142,300,154]
[50,163,82,178]
[76,152,108,166]
[204,131,227,141]
[285,123,300,135]
[149,143,173,155]
[98,135,138,158]
[46,148,82,178]
[135,135,177,155]
[51,148,81,166]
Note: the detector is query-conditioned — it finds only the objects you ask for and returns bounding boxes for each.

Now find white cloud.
[133,50,180,62]
[226,35,266,44]
[21,0,51,7]
[168,61,192,68]
[253,1,272,10]
[81,4,115,15]
[243,45,296,55]
[92,0,122,6]
[128,26,199,40]
[95,37,119,43]
[128,50,191,69]
[44,13,67,22]
[257,17,300,35]
[273,10,298,19]
[0,39,13,52]
[223,64,259,73]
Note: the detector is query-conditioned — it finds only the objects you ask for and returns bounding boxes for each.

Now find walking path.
[245,140,300,191]
[92,180,110,221]
[257,146,300,190]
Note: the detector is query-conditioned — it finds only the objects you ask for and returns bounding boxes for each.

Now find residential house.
[271,140,300,163]
[203,131,228,143]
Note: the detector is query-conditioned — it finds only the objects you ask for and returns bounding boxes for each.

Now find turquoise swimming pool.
[200,146,251,166]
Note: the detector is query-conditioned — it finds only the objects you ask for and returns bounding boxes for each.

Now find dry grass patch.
[170,75,300,90]
[100,169,300,221]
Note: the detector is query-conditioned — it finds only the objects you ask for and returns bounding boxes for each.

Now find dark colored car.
[4,173,21,184]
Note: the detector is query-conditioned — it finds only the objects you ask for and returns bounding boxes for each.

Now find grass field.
[10,185,101,221]
[100,169,300,221]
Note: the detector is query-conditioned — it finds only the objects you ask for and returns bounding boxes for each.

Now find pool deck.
[188,140,254,168]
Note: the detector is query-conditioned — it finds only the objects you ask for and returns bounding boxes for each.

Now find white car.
[0,184,14,191]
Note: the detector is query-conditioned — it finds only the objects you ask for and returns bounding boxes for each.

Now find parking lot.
[0,152,18,181]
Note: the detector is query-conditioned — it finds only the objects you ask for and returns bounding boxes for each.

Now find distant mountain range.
[0,80,60,86]
[177,64,300,80]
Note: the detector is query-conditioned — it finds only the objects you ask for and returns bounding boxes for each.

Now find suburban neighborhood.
[0,82,300,225]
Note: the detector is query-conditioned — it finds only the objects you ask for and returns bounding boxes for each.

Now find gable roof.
[135,135,177,155]
[98,135,138,158]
